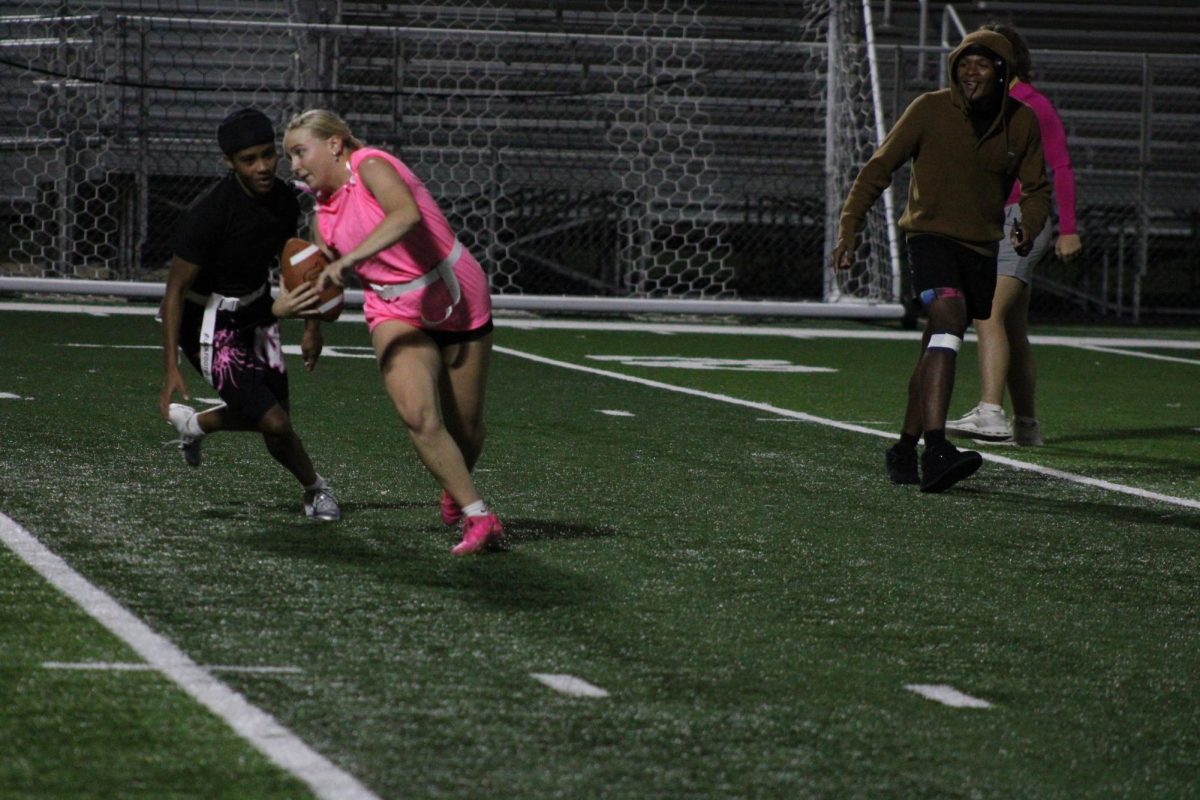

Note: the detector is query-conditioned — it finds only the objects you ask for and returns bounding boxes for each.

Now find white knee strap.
[927,332,962,353]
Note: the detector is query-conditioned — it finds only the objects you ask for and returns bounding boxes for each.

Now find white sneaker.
[166,403,203,467]
[945,403,1012,442]
[304,487,342,522]
[1013,416,1043,446]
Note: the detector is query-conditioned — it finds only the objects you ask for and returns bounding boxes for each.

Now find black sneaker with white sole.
[920,443,983,493]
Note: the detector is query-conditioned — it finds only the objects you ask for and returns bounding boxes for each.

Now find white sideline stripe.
[904,684,993,709]
[43,661,303,674]
[7,300,1200,352]
[530,673,610,698]
[497,318,1200,350]
[598,409,635,417]
[0,512,380,800]
[1071,343,1200,367]
[495,346,1200,511]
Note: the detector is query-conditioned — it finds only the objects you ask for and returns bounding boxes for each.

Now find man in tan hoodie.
[834,29,1051,493]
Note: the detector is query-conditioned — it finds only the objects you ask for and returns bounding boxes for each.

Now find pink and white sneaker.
[440,490,463,527]
[451,512,504,556]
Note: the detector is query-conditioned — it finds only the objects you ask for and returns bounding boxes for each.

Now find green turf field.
[1,302,1198,799]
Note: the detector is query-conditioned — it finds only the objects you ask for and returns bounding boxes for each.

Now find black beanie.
[217,108,275,155]
[959,43,1006,73]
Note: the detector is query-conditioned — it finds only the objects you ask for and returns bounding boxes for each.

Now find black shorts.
[424,318,494,349]
[906,234,998,320]
[180,303,289,421]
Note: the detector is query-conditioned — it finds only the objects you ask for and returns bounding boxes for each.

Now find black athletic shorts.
[906,234,998,321]
[180,301,289,421]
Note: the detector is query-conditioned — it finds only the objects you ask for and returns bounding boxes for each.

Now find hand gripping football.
[280,238,344,322]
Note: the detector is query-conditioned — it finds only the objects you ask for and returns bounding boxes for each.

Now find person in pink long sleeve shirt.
[947,22,1083,447]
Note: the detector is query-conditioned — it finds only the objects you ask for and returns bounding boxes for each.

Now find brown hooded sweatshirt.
[837,29,1051,257]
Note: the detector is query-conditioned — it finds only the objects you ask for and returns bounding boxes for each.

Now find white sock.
[304,475,328,492]
[979,402,1004,413]
[462,500,489,518]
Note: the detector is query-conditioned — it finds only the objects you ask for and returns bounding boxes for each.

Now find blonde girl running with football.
[277,109,502,555]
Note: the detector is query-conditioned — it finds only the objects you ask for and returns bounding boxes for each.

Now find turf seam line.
[0,512,380,800]
[42,661,304,674]
[495,345,1200,511]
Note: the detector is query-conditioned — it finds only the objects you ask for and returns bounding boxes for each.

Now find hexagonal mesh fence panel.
[0,1,895,309]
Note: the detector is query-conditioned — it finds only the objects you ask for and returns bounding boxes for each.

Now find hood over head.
[947,29,1015,110]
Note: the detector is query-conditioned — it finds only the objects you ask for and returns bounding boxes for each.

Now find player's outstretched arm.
[160,256,200,418]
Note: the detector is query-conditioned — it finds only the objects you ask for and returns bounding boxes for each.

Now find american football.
[280,237,343,322]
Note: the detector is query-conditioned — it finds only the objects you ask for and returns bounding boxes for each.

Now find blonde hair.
[285,108,365,151]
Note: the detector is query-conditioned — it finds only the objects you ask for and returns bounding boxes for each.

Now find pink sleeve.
[1011,86,1078,234]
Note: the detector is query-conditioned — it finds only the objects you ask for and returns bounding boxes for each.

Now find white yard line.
[12,303,1200,504]
[496,346,1200,511]
[0,512,380,800]
[904,684,993,709]
[1069,343,1200,366]
[530,673,610,698]
[4,300,1199,352]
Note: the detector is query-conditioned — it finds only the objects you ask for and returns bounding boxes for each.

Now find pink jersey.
[316,147,480,284]
[315,147,492,333]
[1007,82,1078,235]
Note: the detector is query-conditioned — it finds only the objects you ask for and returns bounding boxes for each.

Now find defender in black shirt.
[159,108,340,522]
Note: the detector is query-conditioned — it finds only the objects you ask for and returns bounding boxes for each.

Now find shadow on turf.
[249,501,621,544]
[232,532,612,612]
[1047,425,1197,445]
[973,486,1200,533]
[497,517,619,546]
[225,513,619,607]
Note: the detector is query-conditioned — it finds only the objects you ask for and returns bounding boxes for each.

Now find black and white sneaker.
[920,443,982,493]
[304,487,342,522]
[165,403,203,467]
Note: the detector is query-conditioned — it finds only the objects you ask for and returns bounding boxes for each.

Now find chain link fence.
[1,1,1195,321]
[0,0,896,311]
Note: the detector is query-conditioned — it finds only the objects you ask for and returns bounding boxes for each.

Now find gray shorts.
[997,204,1053,284]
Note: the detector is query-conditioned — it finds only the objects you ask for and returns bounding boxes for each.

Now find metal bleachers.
[967,0,1200,53]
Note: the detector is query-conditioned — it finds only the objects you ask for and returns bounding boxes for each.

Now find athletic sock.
[462,500,490,518]
[304,476,328,492]
[924,429,947,449]
[979,402,1004,413]
[897,432,920,451]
